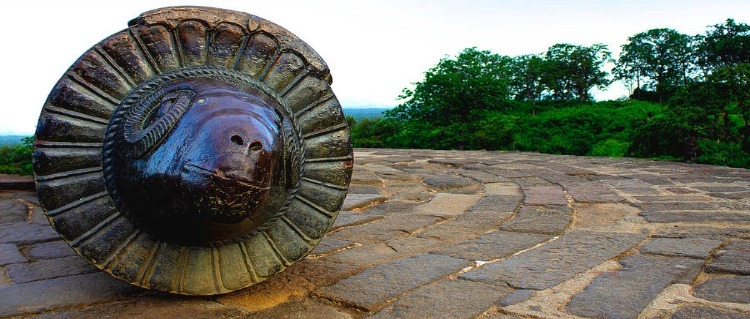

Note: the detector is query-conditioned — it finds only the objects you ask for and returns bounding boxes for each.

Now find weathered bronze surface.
[33,6,352,295]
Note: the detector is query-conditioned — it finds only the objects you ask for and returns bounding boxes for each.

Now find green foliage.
[511,107,597,155]
[698,19,750,70]
[542,43,613,103]
[667,63,750,154]
[696,140,750,167]
[614,28,693,102]
[345,115,356,128]
[509,54,546,103]
[510,101,660,156]
[385,45,615,149]
[627,115,689,159]
[350,118,404,148]
[505,44,612,104]
[386,47,513,149]
[0,136,33,176]
[472,110,518,150]
[709,63,750,149]
[387,47,513,124]
[350,98,750,168]
[590,139,630,157]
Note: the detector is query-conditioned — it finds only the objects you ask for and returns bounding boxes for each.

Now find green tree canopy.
[614,28,693,102]
[698,19,750,70]
[385,47,513,149]
[665,20,750,160]
[542,43,612,103]
[712,63,750,148]
[664,63,750,160]
[509,54,546,103]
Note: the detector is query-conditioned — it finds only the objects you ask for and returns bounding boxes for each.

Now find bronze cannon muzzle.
[33,6,352,295]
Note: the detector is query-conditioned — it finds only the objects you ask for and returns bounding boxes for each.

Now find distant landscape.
[0,135,28,146]
[342,107,390,121]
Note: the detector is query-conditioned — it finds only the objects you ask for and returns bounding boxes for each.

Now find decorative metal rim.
[32,6,352,295]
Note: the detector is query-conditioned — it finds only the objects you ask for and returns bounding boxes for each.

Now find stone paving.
[1,149,750,318]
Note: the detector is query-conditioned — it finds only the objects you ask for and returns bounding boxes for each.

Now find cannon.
[32,6,352,295]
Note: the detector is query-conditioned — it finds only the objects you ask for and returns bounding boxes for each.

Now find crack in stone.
[502,260,622,319]
[640,283,750,318]
[15,198,37,223]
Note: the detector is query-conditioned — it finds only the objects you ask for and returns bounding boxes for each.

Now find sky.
[1,0,748,135]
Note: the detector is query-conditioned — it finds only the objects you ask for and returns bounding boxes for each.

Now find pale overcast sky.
[1,0,748,135]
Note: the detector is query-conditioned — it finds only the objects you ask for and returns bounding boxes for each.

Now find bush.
[0,137,33,176]
[511,101,660,156]
[590,139,630,157]
[471,111,518,150]
[627,116,688,159]
[351,118,404,148]
[696,140,750,168]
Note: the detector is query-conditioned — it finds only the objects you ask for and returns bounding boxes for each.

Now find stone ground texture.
[1,149,750,318]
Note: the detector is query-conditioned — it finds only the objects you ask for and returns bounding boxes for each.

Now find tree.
[705,63,750,149]
[613,42,644,97]
[350,117,404,148]
[542,43,612,103]
[509,54,546,104]
[0,136,33,176]
[698,19,750,70]
[614,28,693,102]
[386,47,513,149]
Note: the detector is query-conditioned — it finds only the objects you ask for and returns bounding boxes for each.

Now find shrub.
[696,140,750,168]
[0,137,33,176]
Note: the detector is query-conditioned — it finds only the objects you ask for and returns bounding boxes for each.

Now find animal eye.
[121,87,196,158]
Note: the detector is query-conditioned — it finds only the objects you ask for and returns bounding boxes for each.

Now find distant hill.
[343,108,392,121]
[0,135,29,146]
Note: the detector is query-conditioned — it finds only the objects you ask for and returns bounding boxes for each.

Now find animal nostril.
[249,141,263,152]
[230,135,244,145]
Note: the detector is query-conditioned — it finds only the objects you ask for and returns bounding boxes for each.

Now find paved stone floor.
[1,149,750,318]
